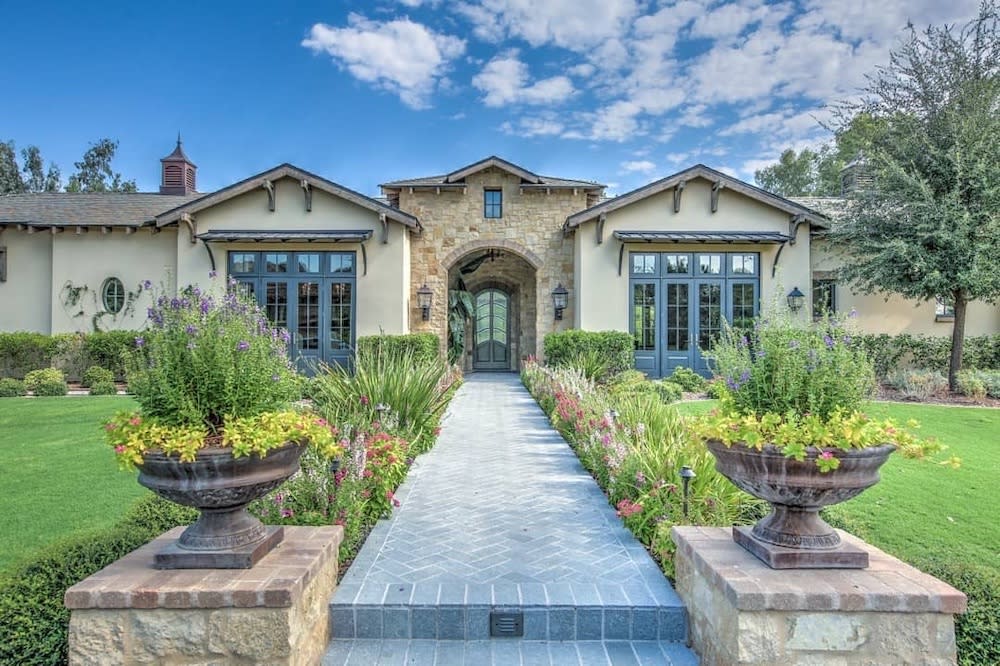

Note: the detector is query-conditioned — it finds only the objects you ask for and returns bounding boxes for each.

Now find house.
[1,141,996,376]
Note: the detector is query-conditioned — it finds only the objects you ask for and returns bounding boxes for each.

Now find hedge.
[543,330,634,376]
[356,333,440,363]
[854,333,1000,378]
[0,495,195,666]
[0,331,136,381]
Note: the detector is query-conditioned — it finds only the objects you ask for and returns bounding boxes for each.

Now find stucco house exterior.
[1,141,997,376]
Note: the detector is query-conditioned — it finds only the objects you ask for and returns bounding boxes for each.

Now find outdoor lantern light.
[680,465,696,520]
[552,283,569,320]
[417,284,433,321]
[787,287,806,312]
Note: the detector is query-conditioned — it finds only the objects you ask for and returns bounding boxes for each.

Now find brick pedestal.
[672,527,967,666]
[65,526,343,665]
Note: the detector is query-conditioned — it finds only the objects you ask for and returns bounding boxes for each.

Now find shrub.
[567,347,613,382]
[887,368,949,401]
[955,370,988,401]
[0,495,193,666]
[854,333,1000,377]
[705,378,726,399]
[357,333,440,364]
[88,381,118,396]
[915,559,1000,666]
[0,378,26,398]
[651,380,683,403]
[543,330,633,376]
[83,330,136,380]
[0,332,59,379]
[668,366,706,392]
[81,365,114,388]
[23,368,68,396]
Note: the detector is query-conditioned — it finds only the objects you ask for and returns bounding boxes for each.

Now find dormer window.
[484,189,502,218]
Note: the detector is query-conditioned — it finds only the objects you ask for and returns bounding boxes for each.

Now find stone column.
[672,527,966,666]
[65,526,342,665]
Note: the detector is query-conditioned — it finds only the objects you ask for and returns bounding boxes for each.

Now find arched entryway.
[446,244,538,373]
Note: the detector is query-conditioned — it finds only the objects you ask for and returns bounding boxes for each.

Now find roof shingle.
[0,192,200,227]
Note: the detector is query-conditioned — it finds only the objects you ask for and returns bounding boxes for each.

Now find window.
[297,253,321,273]
[631,253,657,275]
[697,254,723,275]
[935,296,955,320]
[264,253,288,273]
[484,189,502,218]
[0,247,6,282]
[230,252,256,273]
[813,280,836,318]
[731,254,756,275]
[664,254,690,274]
[102,277,126,314]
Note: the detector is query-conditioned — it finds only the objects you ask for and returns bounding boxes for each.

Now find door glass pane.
[631,254,657,275]
[698,283,723,351]
[666,283,690,351]
[297,282,320,350]
[492,293,507,345]
[731,283,756,331]
[264,253,288,273]
[231,252,256,274]
[329,282,353,350]
[698,254,722,275]
[297,253,321,273]
[632,283,656,351]
[664,254,690,274]
[263,282,287,328]
[236,280,256,302]
[730,254,756,275]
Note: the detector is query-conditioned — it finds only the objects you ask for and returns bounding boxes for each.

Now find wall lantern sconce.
[787,287,805,313]
[552,283,569,321]
[416,284,433,321]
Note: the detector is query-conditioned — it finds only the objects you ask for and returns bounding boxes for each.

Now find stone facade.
[672,527,966,666]
[65,526,342,665]
[393,167,588,366]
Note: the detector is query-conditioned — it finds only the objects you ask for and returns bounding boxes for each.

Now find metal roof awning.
[196,229,374,243]
[613,230,792,244]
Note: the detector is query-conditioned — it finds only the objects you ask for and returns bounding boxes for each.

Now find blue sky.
[1,0,982,197]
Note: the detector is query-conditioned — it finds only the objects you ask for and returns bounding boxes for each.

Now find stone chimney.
[840,152,872,197]
[160,135,197,195]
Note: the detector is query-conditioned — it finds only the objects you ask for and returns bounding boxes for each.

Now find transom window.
[102,277,126,314]
[630,252,759,278]
[484,189,502,218]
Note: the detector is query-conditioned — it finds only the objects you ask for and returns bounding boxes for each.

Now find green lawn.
[675,400,1000,574]
[0,396,147,571]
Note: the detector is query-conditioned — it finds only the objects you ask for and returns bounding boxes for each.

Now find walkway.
[325,374,697,665]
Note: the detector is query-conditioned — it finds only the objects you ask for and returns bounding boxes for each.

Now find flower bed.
[521,361,763,577]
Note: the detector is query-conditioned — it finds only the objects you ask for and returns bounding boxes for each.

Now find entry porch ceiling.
[613,230,792,244]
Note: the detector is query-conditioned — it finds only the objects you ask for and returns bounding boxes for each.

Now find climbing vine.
[60,280,145,332]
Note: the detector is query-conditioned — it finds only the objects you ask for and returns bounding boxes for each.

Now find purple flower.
[824,335,835,349]
[200,298,212,315]
[186,341,196,350]
[236,341,250,352]
[789,340,800,349]
[739,369,751,383]
[185,324,197,335]
[170,298,181,310]
[280,508,294,518]
[849,308,858,318]
[141,279,152,290]
[134,336,145,348]
[209,270,218,279]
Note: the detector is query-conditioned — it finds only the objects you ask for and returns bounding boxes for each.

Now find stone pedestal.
[672,527,967,666]
[65,525,343,666]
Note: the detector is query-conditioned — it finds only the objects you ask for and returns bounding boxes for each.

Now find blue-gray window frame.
[484,189,502,218]
[812,279,836,318]
[628,251,760,377]
[228,250,357,370]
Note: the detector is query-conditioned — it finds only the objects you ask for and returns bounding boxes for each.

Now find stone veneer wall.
[398,167,587,362]
[65,526,342,665]
[672,527,966,666]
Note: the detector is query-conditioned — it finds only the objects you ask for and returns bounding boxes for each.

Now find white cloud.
[620,160,657,174]
[472,52,575,106]
[500,116,565,137]
[302,14,465,109]
[567,63,596,78]
[589,100,642,141]
[664,152,691,164]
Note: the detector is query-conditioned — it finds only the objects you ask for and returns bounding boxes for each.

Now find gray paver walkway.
[327,374,695,664]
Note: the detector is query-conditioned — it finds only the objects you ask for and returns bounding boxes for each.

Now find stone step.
[322,638,700,665]
[329,581,687,642]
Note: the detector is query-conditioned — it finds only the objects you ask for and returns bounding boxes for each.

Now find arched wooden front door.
[473,288,509,371]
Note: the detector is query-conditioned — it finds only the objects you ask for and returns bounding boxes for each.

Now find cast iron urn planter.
[137,441,306,569]
[706,440,895,569]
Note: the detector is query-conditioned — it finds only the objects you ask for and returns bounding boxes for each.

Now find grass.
[675,399,1000,575]
[0,396,147,571]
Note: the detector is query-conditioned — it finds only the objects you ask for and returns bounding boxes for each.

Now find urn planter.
[706,439,895,569]
[137,441,305,569]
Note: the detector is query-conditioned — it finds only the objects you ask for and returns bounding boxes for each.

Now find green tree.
[829,1,1000,390]
[65,139,137,193]
[754,148,819,196]
[0,141,24,194]
[21,145,61,192]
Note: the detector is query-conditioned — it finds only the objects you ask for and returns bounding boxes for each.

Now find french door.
[629,252,759,377]
[473,288,510,371]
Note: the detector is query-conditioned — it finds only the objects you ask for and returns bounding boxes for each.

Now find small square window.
[264,253,288,273]
[935,296,955,319]
[330,253,355,274]
[631,254,657,275]
[664,254,690,274]
[484,189,502,218]
[230,252,256,274]
[813,280,836,317]
[731,254,756,275]
[698,254,722,275]
[297,253,321,273]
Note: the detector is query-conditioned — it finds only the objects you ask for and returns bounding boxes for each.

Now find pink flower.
[114,445,126,454]
[360,395,370,406]
[280,508,294,518]
[104,423,117,431]
[819,450,834,460]
[129,416,142,426]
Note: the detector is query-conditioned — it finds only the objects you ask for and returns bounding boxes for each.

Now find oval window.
[102,277,126,314]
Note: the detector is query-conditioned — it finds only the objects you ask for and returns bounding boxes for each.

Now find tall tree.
[754,148,819,196]
[21,145,61,192]
[65,139,137,193]
[829,1,1000,390]
[0,141,24,194]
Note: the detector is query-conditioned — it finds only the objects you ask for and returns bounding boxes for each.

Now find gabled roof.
[155,163,420,229]
[0,192,201,229]
[564,164,830,231]
[380,155,605,191]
